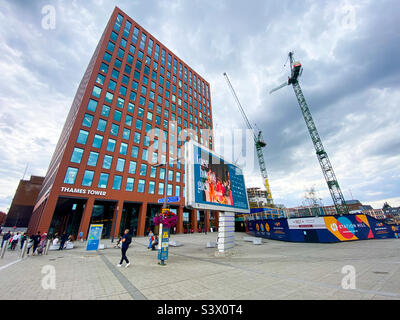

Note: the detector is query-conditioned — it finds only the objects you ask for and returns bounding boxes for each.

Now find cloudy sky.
[0,0,399,212]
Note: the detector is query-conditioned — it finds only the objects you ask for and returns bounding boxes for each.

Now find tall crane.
[223,72,274,206]
[270,52,349,215]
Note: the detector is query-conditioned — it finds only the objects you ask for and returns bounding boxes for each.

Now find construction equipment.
[223,72,274,206]
[270,52,349,215]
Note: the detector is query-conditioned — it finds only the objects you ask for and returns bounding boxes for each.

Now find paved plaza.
[0,232,399,300]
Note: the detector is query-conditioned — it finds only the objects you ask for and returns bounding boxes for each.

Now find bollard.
[20,241,27,259]
[0,243,6,259]
[44,240,51,255]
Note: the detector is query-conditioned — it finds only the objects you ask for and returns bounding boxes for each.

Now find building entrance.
[89,200,117,239]
[49,197,86,239]
[119,202,140,237]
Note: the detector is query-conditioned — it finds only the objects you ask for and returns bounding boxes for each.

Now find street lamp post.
[152,157,182,266]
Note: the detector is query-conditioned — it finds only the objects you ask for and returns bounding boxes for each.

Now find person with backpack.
[20,233,27,250]
[117,229,132,268]
[32,231,41,255]
[1,231,11,248]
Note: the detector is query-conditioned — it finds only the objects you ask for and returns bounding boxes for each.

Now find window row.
[64,166,183,196]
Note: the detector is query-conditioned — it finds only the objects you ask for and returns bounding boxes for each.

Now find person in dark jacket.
[117,229,132,268]
[32,231,41,255]
[59,233,69,250]
[1,231,11,248]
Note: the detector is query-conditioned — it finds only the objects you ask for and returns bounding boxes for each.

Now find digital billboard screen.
[185,141,249,213]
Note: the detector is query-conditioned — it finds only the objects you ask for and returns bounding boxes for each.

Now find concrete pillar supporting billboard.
[217,211,235,252]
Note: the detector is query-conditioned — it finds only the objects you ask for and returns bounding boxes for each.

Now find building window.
[142,149,148,161]
[175,185,180,197]
[106,138,116,152]
[97,118,107,132]
[128,161,137,174]
[82,170,95,187]
[64,167,78,184]
[98,173,109,189]
[82,113,94,128]
[167,184,173,196]
[87,99,98,112]
[131,145,139,158]
[112,175,122,190]
[92,86,102,98]
[122,128,130,140]
[168,170,173,181]
[102,155,113,170]
[92,134,103,149]
[110,123,119,136]
[87,151,99,166]
[70,147,84,164]
[101,105,111,117]
[150,166,156,178]
[148,181,155,194]
[140,164,147,176]
[77,130,89,145]
[113,110,122,122]
[138,179,145,193]
[126,177,134,191]
[159,168,165,180]
[158,182,164,195]
[120,142,128,155]
[134,132,141,144]
[116,158,125,172]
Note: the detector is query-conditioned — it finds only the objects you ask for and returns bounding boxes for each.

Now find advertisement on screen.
[185,141,249,213]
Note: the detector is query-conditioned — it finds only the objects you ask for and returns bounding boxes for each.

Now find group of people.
[204,168,233,205]
[1,230,74,255]
[1,231,48,255]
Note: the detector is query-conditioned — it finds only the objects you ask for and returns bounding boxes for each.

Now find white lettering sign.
[61,187,106,196]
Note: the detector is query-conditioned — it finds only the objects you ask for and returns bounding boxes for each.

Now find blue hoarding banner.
[86,224,103,251]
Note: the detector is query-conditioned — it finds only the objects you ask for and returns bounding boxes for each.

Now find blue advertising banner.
[245,214,398,243]
[192,143,249,211]
[86,224,103,251]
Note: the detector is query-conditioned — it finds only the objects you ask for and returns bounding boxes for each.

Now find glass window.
[82,170,95,187]
[64,167,78,184]
[115,58,122,69]
[150,166,156,178]
[168,170,173,181]
[176,172,181,183]
[175,185,180,197]
[113,110,122,122]
[136,119,143,130]
[159,168,165,180]
[140,164,147,176]
[92,134,103,148]
[142,149,148,161]
[107,41,115,53]
[70,148,84,164]
[110,31,118,42]
[77,130,89,145]
[82,114,94,128]
[96,73,105,85]
[100,62,109,74]
[158,182,164,195]
[167,184,173,196]
[112,175,122,190]
[116,158,125,172]
[120,142,128,155]
[97,118,107,132]
[117,97,124,108]
[131,145,139,158]
[105,92,114,104]
[92,86,101,98]
[148,181,155,194]
[87,99,97,112]
[138,179,145,193]
[87,151,99,166]
[98,173,109,188]
[101,105,110,117]
[122,128,130,140]
[104,52,112,63]
[110,123,119,136]
[126,177,134,191]
[102,155,113,169]
[128,161,136,174]
[125,114,133,126]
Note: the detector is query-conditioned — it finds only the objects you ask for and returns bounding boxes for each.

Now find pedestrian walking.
[32,231,41,255]
[147,230,154,249]
[117,229,132,268]
[1,231,11,248]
